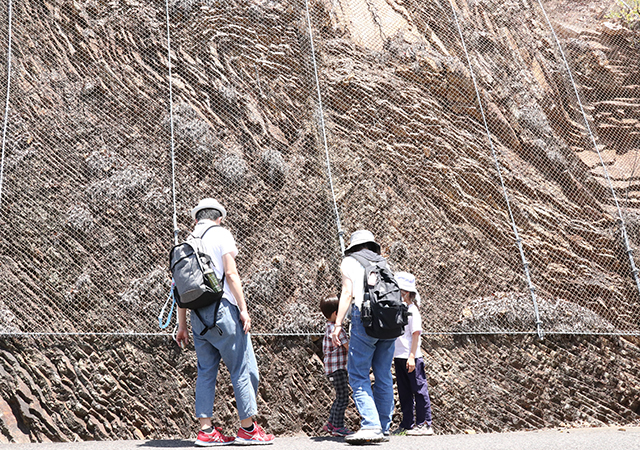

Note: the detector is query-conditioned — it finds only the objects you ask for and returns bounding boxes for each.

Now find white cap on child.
[395,271,421,307]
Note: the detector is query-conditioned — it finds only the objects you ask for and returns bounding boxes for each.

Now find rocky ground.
[1,333,639,443]
[1,0,640,443]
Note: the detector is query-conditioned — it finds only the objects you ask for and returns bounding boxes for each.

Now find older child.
[320,296,354,437]
[393,272,434,436]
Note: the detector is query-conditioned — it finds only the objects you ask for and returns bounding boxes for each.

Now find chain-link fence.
[0,0,639,337]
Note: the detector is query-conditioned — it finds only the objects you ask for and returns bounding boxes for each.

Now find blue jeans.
[347,306,395,432]
[191,299,259,420]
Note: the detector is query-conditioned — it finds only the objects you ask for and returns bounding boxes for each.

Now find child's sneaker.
[406,423,434,436]
[323,422,354,437]
[345,428,385,444]
[235,422,275,445]
[195,427,235,446]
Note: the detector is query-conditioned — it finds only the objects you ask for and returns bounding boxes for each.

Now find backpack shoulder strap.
[349,253,371,269]
[191,225,225,337]
[188,224,220,261]
[350,253,389,270]
[190,224,220,240]
[194,225,226,288]
[348,253,374,292]
[194,303,223,337]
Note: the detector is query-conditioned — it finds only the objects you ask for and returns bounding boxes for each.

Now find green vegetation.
[606,0,640,28]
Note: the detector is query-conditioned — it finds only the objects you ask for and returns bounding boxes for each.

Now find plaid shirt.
[323,322,348,375]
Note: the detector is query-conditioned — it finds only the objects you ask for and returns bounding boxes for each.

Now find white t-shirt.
[340,256,366,309]
[394,303,422,359]
[192,220,239,306]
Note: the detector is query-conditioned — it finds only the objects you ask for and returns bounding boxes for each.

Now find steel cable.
[304,0,345,255]
[447,0,544,339]
[0,0,12,210]
[161,0,178,336]
[164,0,179,247]
[535,0,640,298]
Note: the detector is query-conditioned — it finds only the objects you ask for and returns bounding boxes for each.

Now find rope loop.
[158,282,176,330]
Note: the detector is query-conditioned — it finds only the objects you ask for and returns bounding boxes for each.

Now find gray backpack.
[169,225,225,335]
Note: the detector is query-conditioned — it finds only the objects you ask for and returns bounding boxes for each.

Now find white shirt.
[394,303,422,359]
[192,220,239,306]
[340,256,366,309]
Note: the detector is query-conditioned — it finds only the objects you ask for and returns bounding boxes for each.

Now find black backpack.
[350,253,409,339]
[169,225,225,335]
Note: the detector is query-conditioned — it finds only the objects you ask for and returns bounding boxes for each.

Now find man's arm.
[176,306,189,348]
[331,272,352,346]
[222,252,251,333]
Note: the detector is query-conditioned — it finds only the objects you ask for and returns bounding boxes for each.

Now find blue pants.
[347,306,395,433]
[394,357,432,429]
[191,299,259,420]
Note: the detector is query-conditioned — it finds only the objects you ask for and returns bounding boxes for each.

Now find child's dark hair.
[320,296,340,319]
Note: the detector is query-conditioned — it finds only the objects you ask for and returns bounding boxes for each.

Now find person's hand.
[407,356,416,373]
[176,326,189,349]
[239,310,251,333]
[331,325,342,347]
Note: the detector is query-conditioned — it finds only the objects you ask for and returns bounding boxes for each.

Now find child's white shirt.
[394,303,422,359]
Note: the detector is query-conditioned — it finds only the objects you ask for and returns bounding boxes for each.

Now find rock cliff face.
[0,0,640,443]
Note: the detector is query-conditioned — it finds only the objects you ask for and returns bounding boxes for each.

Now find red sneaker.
[235,422,275,445]
[195,427,235,446]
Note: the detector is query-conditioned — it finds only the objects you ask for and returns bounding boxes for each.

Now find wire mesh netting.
[0,0,639,336]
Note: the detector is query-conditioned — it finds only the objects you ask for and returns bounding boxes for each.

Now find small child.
[393,272,434,436]
[320,296,354,437]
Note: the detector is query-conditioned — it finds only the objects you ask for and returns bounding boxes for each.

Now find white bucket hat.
[395,271,421,307]
[345,229,381,254]
[191,198,227,220]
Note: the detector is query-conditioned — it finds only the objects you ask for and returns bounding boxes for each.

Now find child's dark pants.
[328,369,349,428]
[394,357,432,429]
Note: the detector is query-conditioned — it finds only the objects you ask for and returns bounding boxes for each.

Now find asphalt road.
[2,427,640,450]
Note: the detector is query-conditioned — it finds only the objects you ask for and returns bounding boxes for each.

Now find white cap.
[191,198,227,220]
[345,229,381,254]
[395,271,421,307]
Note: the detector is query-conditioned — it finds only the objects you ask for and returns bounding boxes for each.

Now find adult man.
[176,198,274,446]
[331,230,395,444]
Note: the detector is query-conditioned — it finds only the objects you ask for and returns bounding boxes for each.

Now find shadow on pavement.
[137,440,194,448]
[310,436,346,442]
